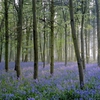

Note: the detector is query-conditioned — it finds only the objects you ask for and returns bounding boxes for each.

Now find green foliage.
[59,90,80,100]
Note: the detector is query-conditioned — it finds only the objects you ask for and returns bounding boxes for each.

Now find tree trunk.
[0,18,4,62]
[39,32,43,62]
[47,33,50,63]
[29,34,33,61]
[24,18,31,62]
[93,14,96,61]
[4,0,9,72]
[87,29,90,63]
[65,24,67,66]
[0,36,3,62]
[95,0,100,66]
[61,0,67,65]
[32,0,38,79]
[85,26,88,63]
[22,46,24,62]
[80,0,86,69]
[15,0,23,78]
[9,37,13,62]
[69,0,84,89]
[43,3,46,68]
[50,0,54,75]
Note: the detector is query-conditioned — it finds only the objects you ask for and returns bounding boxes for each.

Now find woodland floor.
[0,62,100,100]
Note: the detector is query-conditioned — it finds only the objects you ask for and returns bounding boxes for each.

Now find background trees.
[0,0,99,87]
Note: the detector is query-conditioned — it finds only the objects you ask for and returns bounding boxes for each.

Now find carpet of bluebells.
[0,62,100,100]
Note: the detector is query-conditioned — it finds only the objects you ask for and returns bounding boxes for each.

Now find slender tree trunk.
[30,48,33,61]
[29,35,33,61]
[9,36,13,62]
[24,18,31,62]
[57,34,60,61]
[50,0,54,75]
[24,19,29,62]
[95,0,100,66]
[4,0,9,72]
[13,8,17,62]
[69,0,84,89]
[86,12,90,63]
[22,46,24,62]
[32,0,38,79]
[65,24,67,66]
[93,16,96,61]
[87,29,90,63]
[43,3,46,68]
[80,0,86,69]
[0,36,3,62]
[76,24,81,55]
[15,0,23,78]
[85,26,88,63]
[59,32,63,61]
[0,18,4,62]
[39,32,43,62]
[61,0,67,65]
[47,33,50,63]
[68,30,71,61]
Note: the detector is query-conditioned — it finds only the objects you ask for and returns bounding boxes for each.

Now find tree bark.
[65,24,67,66]
[69,0,84,89]
[0,36,3,62]
[32,0,38,79]
[39,32,43,62]
[95,0,100,66]
[4,0,9,72]
[43,3,46,68]
[24,18,31,62]
[85,26,88,63]
[80,0,86,69]
[50,0,54,75]
[93,19,96,61]
[15,0,23,78]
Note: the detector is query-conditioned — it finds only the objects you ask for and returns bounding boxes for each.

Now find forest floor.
[0,62,100,100]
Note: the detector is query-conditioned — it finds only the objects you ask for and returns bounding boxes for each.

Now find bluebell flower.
[79,98,83,100]
[31,88,35,93]
[27,97,35,100]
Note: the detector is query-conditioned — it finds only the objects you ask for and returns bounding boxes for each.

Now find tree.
[80,0,86,69]
[62,8,67,66]
[14,0,23,78]
[32,0,38,79]
[69,0,84,89]
[95,0,100,66]
[4,0,9,72]
[92,1,96,61]
[0,18,4,62]
[50,0,54,75]
[43,2,46,68]
[24,17,32,62]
